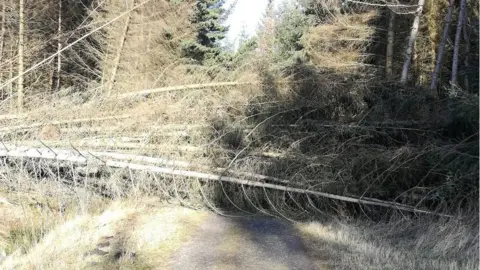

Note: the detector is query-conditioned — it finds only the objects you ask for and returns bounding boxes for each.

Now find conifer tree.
[182,0,227,64]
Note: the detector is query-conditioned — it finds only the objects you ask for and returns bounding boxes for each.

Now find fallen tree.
[117,82,255,99]
[0,144,452,217]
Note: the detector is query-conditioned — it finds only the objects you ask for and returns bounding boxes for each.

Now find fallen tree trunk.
[6,140,285,159]
[106,160,450,217]
[0,114,133,133]
[0,114,28,120]
[0,145,296,186]
[0,145,451,217]
[117,82,254,99]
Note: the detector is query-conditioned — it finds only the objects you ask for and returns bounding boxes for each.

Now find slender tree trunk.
[17,0,24,112]
[430,0,455,92]
[55,0,62,92]
[462,12,470,91]
[0,0,6,62]
[400,0,425,84]
[451,0,466,85]
[0,0,5,99]
[8,41,14,112]
[386,10,395,79]
[106,0,134,96]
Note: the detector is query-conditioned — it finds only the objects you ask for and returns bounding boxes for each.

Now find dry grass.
[1,193,208,269]
[297,216,479,269]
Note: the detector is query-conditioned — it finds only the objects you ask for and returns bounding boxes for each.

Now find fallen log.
[0,114,133,133]
[0,145,296,186]
[117,82,254,99]
[105,161,451,217]
[0,145,452,217]
[6,140,285,159]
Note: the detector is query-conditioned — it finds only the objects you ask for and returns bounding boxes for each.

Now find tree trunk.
[54,0,62,92]
[386,10,395,79]
[0,0,5,62]
[430,0,455,92]
[0,0,5,99]
[17,0,24,112]
[400,0,425,84]
[462,12,470,91]
[8,41,14,112]
[451,0,466,85]
[106,0,134,96]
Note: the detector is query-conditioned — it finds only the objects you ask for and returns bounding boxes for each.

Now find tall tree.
[386,10,395,78]
[181,0,227,64]
[274,1,311,61]
[461,10,470,91]
[430,0,455,92]
[400,0,425,84]
[257,0,275,59]
[451,0,467,85]
[0,0,5,62]
[54,0,62,92]
[17,0,24,111]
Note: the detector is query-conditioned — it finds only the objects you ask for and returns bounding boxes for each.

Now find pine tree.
[274,2,311,62]
[182,0,227,64]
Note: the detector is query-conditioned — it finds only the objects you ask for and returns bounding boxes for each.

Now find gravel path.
[171,215,316,270]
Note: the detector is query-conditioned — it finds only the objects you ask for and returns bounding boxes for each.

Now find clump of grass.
[5,226,47,255]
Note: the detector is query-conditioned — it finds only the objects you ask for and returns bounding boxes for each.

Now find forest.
[0,0,478,269]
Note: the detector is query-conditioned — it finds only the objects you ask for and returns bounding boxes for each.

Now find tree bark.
[7,0,13,111]
[462,11,470,91]
[106,0,134,96]
[17,0,24,112]
[451,0,466,85]
[8,39,14,112]
[386,10,395,79]
[0,0,5,99]
[0,0,6,62]
[430,0,455,92]
[54,0,62,92]
[400,0,425,84]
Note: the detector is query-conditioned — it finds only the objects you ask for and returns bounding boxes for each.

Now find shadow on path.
[170,215,317,270]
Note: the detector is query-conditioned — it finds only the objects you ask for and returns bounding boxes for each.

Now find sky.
[223,0,291,51]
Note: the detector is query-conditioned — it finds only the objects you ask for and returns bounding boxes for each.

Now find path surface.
[171,215,316,270]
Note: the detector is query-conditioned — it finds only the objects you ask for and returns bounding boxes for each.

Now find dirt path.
[170,215,316,270]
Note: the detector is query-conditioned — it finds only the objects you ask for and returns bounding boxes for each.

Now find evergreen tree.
[274,2,311,62]
[182,0,228,64]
